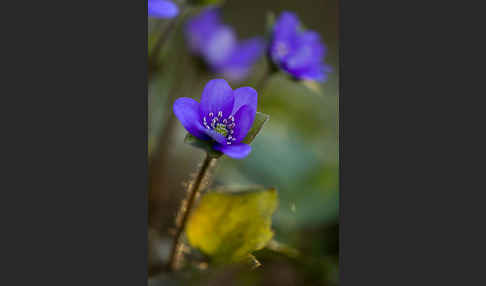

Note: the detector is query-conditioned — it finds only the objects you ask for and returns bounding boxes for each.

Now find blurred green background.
[149,0,339,285]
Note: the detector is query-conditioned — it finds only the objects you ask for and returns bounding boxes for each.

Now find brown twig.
[167,154,215,271]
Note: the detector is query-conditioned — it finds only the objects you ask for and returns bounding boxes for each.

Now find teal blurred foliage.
[149,0,339,285]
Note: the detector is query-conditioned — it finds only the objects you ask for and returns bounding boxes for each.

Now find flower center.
[203,111,237,145]
[275,42,289,58]
[214,123,228,137]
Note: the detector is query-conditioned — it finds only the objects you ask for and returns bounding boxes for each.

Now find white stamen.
[275,42,288,58]
[218,111,223,118]
[209,112,214,117]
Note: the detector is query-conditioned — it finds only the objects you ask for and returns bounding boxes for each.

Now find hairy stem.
[168,154,215,271]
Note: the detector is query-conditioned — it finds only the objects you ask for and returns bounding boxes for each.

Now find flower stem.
[148,21,176,80]
[255,62,274,92]
[167,153,215,271]
[148,3,188,80]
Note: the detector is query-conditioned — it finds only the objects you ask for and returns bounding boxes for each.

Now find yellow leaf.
[186,187,278,263]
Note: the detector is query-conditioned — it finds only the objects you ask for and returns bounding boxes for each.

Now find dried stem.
[167,154,216,271]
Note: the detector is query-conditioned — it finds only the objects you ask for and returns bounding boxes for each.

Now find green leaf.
[242,112,270,144]
[186,186,278,264]
[184,133,223,158]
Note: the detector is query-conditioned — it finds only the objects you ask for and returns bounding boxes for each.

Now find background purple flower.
[173,79,258,159]
[185,8,264,82]
[270,12,332,82]
[148,0,179,19]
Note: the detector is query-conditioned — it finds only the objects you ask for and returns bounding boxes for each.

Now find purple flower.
[173,79,258,159]
[185,8,264,82]
[269,12,332,82]
[148,0,179,19]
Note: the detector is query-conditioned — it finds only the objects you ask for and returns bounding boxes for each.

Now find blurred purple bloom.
[270,12,332,82]
[185,8,264,82]
[148,0,179,19]
[173,79,258,159]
